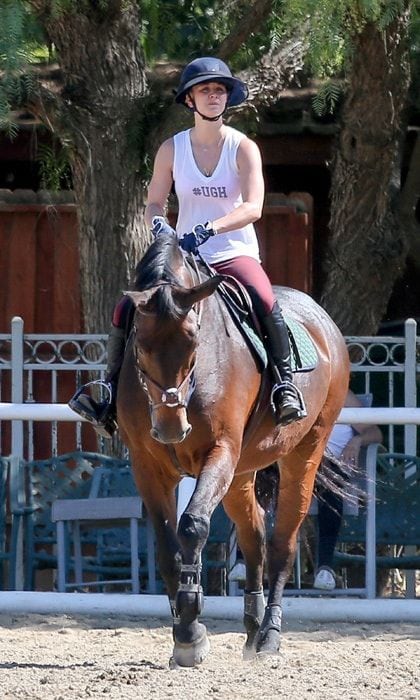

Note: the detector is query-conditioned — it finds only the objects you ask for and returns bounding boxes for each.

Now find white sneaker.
[313,567,336,591]
[228,561,246,582]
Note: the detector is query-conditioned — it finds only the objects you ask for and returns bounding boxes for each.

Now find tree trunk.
[321,12,411,335]
[32,2,147,332]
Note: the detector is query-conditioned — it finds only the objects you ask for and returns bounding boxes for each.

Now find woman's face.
[186,81,228,118]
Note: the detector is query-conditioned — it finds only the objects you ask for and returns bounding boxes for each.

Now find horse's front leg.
[173,445,237,667]
[129,455,182,606]
[256,444,322,656]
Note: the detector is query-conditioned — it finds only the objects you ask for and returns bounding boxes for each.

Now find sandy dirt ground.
[0,613,419,699]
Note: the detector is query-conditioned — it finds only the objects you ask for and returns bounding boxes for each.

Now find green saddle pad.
[240,317,317,373]
[285,317,318,372]
[242,321,267,369]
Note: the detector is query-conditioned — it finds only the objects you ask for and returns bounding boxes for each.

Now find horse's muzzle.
[150,422,192,444]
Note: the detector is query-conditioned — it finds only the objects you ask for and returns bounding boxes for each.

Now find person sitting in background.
[313,389,382,590]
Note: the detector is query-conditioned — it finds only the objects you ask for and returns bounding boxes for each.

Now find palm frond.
[312,80,342,116]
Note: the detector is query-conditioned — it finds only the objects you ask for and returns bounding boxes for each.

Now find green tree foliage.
[0,0,285,181]
[139,0,282,65]
[2,1,420,122]
[4,0,417,122]
[280,0,413,76]
[37,139,71,190]
[0,0,41,134]
[278,0,419,114]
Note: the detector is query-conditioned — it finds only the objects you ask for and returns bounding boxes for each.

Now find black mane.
[133,235,188,319]
[134,235,184,291]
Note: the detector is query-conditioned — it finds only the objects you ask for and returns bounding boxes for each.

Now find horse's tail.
[255,464,279,514]
[255,456,364,517]
[315,450,364,510]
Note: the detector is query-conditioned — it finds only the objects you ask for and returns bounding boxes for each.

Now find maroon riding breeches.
[213,255,276,316]
[112,296,134,331]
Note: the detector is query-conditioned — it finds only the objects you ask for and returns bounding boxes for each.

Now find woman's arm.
[144,138,174,229]
[211,137,265,234]
[341,390,383,465]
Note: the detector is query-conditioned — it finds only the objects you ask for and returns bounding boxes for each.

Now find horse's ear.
[124,290,156,307]
[173,275,223,311]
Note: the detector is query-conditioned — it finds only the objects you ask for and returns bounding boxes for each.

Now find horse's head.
[127,236,223,443]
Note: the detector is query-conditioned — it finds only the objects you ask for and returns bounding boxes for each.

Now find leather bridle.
[132,257,203,417]
[136,359,197,413]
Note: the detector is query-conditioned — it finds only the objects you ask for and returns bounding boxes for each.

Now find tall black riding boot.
[261,302,307,425]
[68,325,126,438]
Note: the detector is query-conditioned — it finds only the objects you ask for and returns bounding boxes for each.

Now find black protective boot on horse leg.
[68,325,126,438]
[261,302,307,425]
[171,512,211,667]
[243,590,266,659]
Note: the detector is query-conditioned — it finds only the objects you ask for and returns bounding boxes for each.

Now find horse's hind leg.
[223,473,266,659]
[256,439,326,656]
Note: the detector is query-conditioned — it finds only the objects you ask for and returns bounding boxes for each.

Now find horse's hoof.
[256,629,281,657]
[172,625,210,667]
[242,631,260,662]
[242,627,259,661]
[243,590,266,661]
[255,604,282,657]
[242,642,257,661]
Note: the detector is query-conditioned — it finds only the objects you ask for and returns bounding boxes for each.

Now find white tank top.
[173,126,261,265]
[327,423,355,458]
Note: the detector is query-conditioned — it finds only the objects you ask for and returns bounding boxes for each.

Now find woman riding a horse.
[69,58,349,667]
[70,56,306,436]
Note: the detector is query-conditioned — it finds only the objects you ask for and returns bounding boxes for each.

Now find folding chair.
[51,462,156,593]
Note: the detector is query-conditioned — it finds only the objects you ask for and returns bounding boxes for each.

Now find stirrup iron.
[270,380,307,423]
[68,380,117,438]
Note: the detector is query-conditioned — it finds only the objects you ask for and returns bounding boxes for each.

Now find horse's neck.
[199,293,237,359]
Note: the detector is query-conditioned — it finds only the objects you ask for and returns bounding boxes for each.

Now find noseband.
[136,360,197,412]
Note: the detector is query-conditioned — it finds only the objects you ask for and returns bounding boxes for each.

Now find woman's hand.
[179,222,216,254]
[151,216,176,238]
[341,434,362,466]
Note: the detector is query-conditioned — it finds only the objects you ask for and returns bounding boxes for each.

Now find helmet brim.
[175,74,248,108]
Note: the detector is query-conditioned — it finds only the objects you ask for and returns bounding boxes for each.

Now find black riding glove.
[179,222,217,254]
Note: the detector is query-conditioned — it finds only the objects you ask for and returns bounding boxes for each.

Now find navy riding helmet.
[175,57,248,109]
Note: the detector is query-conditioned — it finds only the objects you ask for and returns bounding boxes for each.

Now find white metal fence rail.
[0,316,419,599]
[1,315,419,460]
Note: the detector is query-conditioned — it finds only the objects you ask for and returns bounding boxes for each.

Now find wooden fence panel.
[0,203,81,333]
[7,211,38,330]
[256,193,313,292]
[1,192,312,457]
[53,209,81,332]
[35,211,55,332]
[0,200,93,457]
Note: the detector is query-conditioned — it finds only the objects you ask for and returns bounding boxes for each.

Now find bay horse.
[117,235,349,667]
